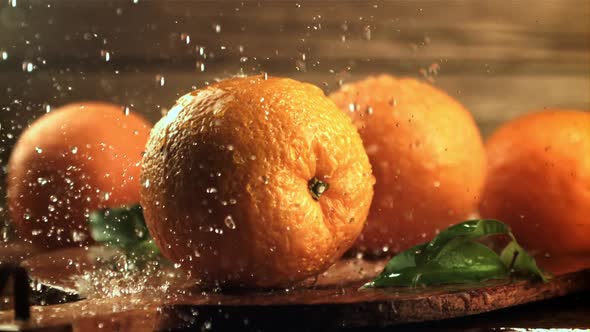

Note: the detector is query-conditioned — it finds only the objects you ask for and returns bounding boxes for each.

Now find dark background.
[1,0,589,229]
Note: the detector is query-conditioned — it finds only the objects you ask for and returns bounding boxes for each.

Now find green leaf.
[89,204,161,263]
[500,240,550,282]
[364,219,549,288]
[368,239,507,288]
[419,219,509,264]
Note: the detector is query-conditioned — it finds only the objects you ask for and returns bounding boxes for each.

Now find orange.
[7,102,151,249]
[330,75,486,254]
[140,75,374,288]
[480,110,590,259]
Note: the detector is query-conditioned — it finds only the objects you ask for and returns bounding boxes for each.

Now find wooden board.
[1,246,589,330]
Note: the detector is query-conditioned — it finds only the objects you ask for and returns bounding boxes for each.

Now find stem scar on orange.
[140,75,375,288]
[7,102,152,249]
[330,75,486,255]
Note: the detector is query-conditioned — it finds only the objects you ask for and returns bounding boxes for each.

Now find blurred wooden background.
[0,0,589,227]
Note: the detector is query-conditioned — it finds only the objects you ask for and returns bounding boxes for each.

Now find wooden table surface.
[1,244,590,331]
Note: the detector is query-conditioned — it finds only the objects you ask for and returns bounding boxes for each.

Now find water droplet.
[229,198,237,205]
[155,74,165,86]
[224,215,236,229]
[196,61,205,72]
[144,179,150,188]
[1,51,7,61]
[70,146,78,154]
[37,178,49,186]
[100,50,110,62]
[48,205,55,212]
[363,25,372,40]
[366,106,374,115]
[206,187,217,194]
[35,147,43,153]
[213,24,221,33]
[263,72,268,80]
[9,0,16,8]
[103,192,110,201]
[348,103,359,112]
[50,195,58,203]
[22,61,35,72]
[23,213,31,220]
[72,230,87,243]
[180,33,190,44]
[123,107,130,116]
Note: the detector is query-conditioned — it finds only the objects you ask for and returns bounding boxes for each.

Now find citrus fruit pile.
[6,74,589,287]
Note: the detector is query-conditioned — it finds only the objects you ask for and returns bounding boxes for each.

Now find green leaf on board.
[89,204,162,264]
[364,219,551,288]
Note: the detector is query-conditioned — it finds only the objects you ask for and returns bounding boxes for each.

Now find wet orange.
[7,102,151,249]
[480,110,590,258]
[140,76,374,288]
[330,75,486,254]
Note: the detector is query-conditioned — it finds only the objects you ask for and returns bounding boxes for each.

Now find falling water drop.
[100,50,111,62]
[224,215,236,229]
[22,61,35,72]
[155,74,165,86]
[181,33,191,44]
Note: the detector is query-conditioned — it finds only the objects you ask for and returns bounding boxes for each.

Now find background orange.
[330,75,486,254]
[480,110,590,260]
[7,102,151,248]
